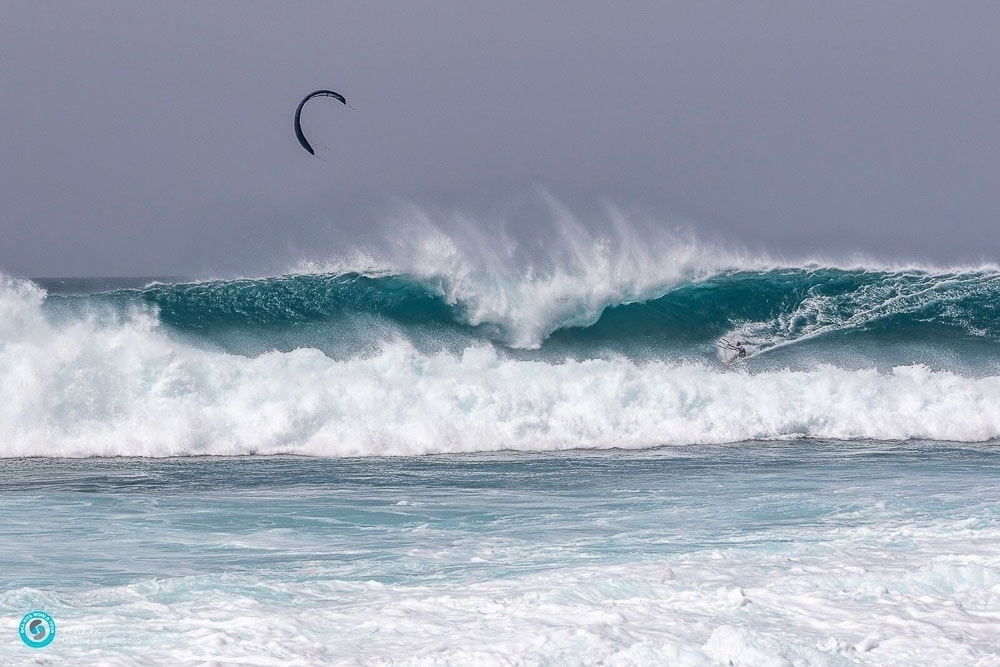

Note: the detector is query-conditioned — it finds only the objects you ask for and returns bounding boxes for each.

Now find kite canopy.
[294,90,347,156]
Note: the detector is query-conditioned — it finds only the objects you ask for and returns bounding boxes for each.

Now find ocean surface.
[2,256,1000,663]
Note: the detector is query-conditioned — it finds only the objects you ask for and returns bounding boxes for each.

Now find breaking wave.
[2,265,999,456]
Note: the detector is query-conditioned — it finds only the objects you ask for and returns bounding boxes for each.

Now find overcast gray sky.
[2,1,998,276]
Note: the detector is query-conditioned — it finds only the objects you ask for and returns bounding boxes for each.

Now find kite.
[294,90,348,156]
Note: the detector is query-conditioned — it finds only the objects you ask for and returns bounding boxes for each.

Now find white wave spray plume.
[295,190,766,348]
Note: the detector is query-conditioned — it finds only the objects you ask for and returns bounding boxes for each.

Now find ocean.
[2,256,999,664]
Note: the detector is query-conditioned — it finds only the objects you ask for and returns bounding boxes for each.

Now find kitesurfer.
[718,338,747,364]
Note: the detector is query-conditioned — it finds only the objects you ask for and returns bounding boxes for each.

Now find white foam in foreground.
[4,531,1000,665]
[2,276,999,457]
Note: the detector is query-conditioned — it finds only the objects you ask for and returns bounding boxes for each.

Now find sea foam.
[2,274,999,458]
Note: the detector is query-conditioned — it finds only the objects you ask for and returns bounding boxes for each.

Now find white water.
[2,275,1000,458]
[7,555,1000,665]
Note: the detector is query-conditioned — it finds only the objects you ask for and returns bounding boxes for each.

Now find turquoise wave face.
[556,268,1000,367]
[38,268,1000,368]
